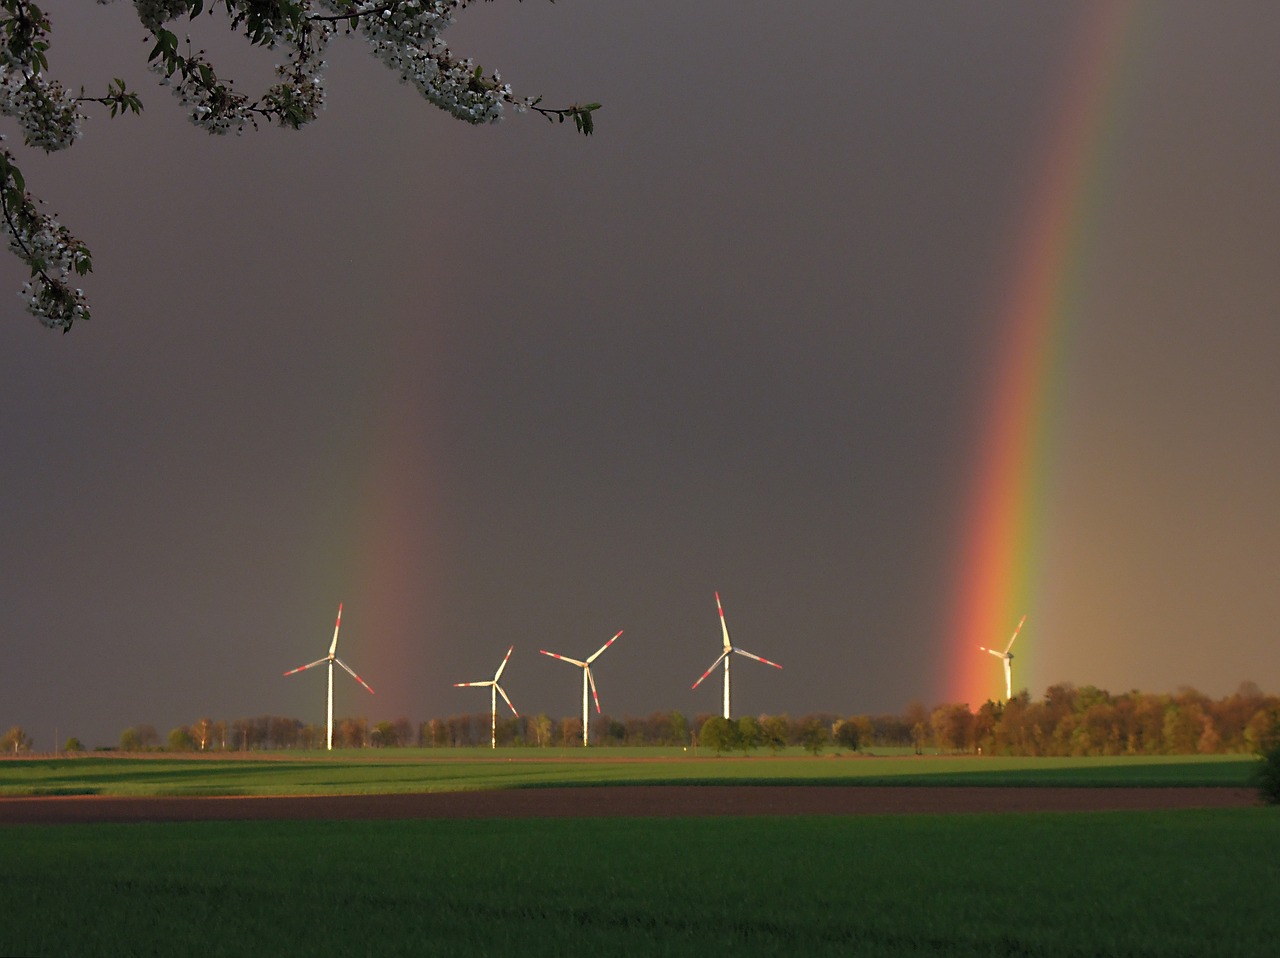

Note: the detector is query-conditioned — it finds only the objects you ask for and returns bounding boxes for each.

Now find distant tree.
[598,717,626,746]
[267,716,302,749]
[973,701,1001,754]
[848,715,875,750]
[760,714,789,754]
[192,718,213,751]
[62,736,84,753]
[1,725,32,754]
[623,715,650,745]
[799,717,829,756]
[903,701,930,738]
[167,726,195,751]
[1245,708,1278,753]
[393,717,413,748]
[119,727,142,752]
[700,717,740,755]
[911,722,927,756]
[669,710,690,747]
[735,716,761,755]
[420,718,445,748]
[231,718,254,751]
[497,716,523,747]
[299,724,324,750]
[1163,702,1204,755]
[371,720,398,747]
[833,719,860,753]
[869,713,913,748]
[334,717,368,748]
[1252,712,1280,805]
[930,703,973,754]
[1131,693,1168,754]
[534,714,553,748]
[558,717,582,748]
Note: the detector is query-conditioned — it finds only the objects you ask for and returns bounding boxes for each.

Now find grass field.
[0,750,1259,796]
[2,809,1278,957]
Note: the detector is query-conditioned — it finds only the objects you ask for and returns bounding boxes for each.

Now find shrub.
[1253,712,1280,805]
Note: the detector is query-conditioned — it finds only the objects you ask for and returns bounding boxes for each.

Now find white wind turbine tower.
[540,631,622,747]
[283,602,375,750]
[692,592,782,719]
[979,614,1027,701]
[453,645,519,749]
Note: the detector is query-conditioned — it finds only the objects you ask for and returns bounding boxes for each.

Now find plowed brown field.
[0,785,1258,824]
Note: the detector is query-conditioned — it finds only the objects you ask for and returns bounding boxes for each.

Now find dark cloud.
[2,2,1277,746]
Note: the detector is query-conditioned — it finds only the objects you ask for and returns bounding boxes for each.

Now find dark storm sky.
[3,1,1278,747]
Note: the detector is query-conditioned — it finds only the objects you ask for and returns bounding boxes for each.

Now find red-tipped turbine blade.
[586,667,601,713]
[335,657,375,694]
[692,651,729,689]
[587,630,623,664]
[283,656,328,677]
[715,593,732,650]
[1004,614,1027,654]
[329,602,343,656]
[454,680,491,688]
[541,650,586,667]
[496,683,518,718]
[734,647,782,670]
[494,645,514,681]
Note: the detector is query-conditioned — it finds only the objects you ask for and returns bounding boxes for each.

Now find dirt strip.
[0,786,1260,824]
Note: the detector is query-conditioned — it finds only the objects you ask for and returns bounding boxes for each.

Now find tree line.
[5,681,1275,757]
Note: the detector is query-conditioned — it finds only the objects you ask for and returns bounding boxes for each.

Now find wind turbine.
[453,645,519,749]
[979,614,1027,701]
[540,631,622,747]
[283,602,375,750]
[692,592,782,719]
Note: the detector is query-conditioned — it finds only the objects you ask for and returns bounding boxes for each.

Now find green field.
[2,754,1272,956]
[0,750,1258,796]
[2,809,1278,957]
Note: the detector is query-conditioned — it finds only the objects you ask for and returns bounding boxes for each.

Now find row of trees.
[5,683,1275,757]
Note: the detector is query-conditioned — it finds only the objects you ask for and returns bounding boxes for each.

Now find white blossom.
[0,67,84,151]
[3,0,581,330]
[133,0,191,34]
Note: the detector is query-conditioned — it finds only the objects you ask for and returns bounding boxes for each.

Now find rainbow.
[295,305,449,719]
[945,2,1143,706]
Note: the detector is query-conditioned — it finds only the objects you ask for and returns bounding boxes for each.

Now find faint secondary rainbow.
[297,304,450,721]
[946,2,1144,706]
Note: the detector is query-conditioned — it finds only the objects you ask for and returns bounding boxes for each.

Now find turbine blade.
[998,617,1029,655]
[283,657,328,676]
[733,647,782,669]
[540,650,587,668]
[329,602,343,656]
[980,647,1005,660]
[715,592,731,650]
[334,657,375,694]
[1004,614,1027,654]
[496,683,518,718]
[587,630,623,664]
[453,680,493,688]
[494,645,514,681]
[692,651,729,689]
[586,667,601,713]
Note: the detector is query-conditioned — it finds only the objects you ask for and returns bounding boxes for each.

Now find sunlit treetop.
[0,0,598,332]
